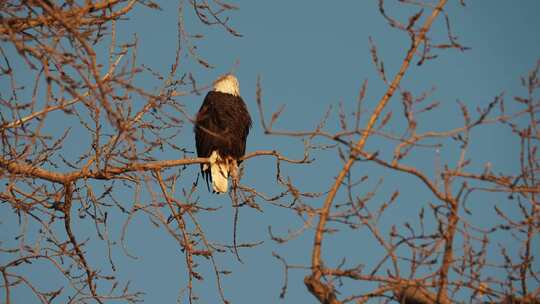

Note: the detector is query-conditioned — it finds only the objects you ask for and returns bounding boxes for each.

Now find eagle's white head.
[213,74,240,96]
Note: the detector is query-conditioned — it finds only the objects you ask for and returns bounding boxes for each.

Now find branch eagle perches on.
[0,150,307,184]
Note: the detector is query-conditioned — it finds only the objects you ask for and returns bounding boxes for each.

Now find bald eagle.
[194,75,252,193]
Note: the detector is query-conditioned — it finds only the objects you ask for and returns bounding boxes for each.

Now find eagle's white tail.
[205,151,238,193]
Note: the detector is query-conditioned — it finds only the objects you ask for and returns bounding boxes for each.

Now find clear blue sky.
[2,1,539,303]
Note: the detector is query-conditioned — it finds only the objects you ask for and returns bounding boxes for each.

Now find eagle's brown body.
[194,75,252,193]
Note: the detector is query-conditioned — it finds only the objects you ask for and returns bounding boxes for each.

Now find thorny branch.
[307,1,450,302]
